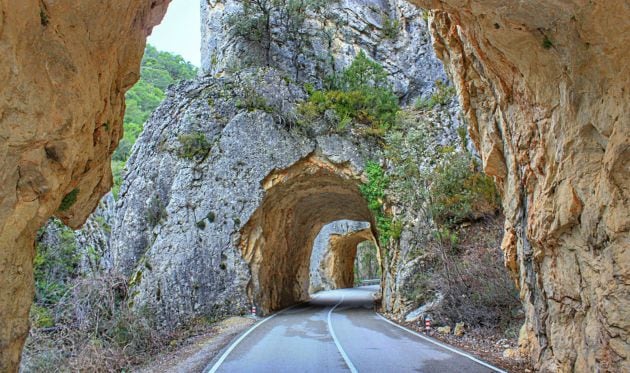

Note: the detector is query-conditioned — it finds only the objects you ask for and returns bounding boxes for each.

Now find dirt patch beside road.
[134,316,255,373]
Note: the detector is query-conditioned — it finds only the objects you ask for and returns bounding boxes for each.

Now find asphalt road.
[206,286,504,373]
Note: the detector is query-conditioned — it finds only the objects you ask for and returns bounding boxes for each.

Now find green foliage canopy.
[112,45,197,197]
[300,51,400,136]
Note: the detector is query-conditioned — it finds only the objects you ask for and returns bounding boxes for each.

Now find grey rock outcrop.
[201,0,447,102]
[111,68,379,325]
[37,193,115,275]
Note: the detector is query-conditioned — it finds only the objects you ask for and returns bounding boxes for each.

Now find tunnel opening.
[308,220,380,295]
[239,154,381,314]
[353,240,380,286]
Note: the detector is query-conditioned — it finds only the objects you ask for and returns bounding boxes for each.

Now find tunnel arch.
[308,220,379,294]
[239,154,379,313]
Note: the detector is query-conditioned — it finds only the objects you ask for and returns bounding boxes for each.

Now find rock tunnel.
[0,0,628,371]
[309,220,377,294]
[239,154,379,313]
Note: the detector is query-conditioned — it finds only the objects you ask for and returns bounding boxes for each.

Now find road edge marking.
[375,313,506,373]
[327,294,359,373]
[205,302,302,373]
[205,313,278,373]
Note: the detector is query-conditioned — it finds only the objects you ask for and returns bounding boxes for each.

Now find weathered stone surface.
[0,1,626,372]
[354,240,380,282]
[454,321,465,336]
[0,1,169,370]
[202,0,448,102]
[111,68,380,323]
[410,1,630,371]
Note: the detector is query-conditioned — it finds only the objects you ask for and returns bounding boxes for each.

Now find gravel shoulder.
[396,318,534,372]
[134,316,255,373]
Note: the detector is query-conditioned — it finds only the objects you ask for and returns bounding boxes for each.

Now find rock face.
[38,194,115,275]
[409,1,630,371]
[354,240,380,282]
[201,0,447,101]
[380,105,463,317]
[111,68,380,323]
[0,1,627,372]
[309,220,373,293]
[0,1,169,370]
[111,0,452,323]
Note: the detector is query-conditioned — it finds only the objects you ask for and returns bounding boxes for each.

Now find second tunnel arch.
[238,153,382,313]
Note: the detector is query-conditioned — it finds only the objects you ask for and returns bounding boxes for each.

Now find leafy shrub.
[360,161,399,245]
[30,305,54,328]
[58,188,79,212]
[177,132,211,160]
[382,17,400,39]
[414,79,456,110]
[428,148,500,226]
[299,51,399,135]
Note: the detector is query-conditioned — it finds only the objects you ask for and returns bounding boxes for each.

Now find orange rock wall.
[0,1,169,370]
[411,1,629,371]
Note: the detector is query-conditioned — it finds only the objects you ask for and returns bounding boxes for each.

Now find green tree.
[300,51,400,136]
[112,45,198,196]
[227,0,339,76]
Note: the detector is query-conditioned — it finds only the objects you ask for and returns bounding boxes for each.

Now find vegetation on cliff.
[385,111,518,331]
[299,51,400,137]
[112,45,197,197]
[226,0,342,79]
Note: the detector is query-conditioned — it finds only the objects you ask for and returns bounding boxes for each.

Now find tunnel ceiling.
[239,154,377,312]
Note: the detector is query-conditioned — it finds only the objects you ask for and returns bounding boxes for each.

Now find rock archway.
[308,220,377,294]
[239,155,378,313]
[0,1,628,371]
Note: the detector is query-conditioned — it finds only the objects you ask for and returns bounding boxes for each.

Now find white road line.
[205,303,301,373]
[327,293,359,373]
[376,313,506,373]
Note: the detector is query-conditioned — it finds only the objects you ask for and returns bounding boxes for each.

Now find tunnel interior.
[308,220,379,294]
[239,154,380,313]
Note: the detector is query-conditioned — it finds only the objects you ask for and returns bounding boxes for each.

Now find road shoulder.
[133,316,255,373]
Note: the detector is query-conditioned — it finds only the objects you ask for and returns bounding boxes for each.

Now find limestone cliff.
[111,68,380,323]
[410,1,630,371]
[201,0,447,101]
[0,1,169,370]
[0,0,627,372]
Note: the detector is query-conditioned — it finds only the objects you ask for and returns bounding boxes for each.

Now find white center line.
[327,293,359,373]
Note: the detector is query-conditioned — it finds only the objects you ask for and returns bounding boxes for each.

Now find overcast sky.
[148,0,201,66]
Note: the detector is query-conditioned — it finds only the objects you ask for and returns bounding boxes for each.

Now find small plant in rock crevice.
[414,79,456,110]
[146,195,168,227]
[382,17,400,39]
[177,132,212,160]
[58,188,79,212]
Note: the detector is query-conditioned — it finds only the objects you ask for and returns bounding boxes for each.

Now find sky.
[148,0,201,66]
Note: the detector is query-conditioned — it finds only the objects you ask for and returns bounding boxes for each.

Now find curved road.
[206,286,504,373]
